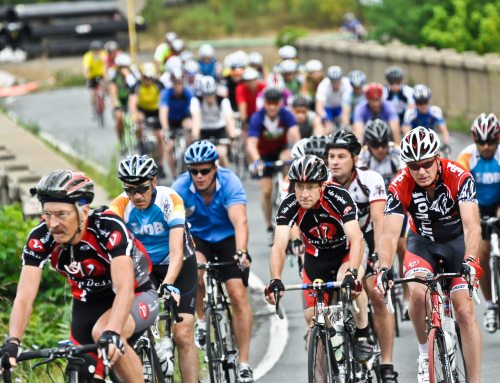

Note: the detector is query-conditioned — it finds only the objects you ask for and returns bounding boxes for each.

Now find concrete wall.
[296,37,500,120]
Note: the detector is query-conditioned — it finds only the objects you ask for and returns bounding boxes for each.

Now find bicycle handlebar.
[159,295,183,324]
[197,260,240,270]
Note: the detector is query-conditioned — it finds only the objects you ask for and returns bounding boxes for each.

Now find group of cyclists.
[2,33,499,383]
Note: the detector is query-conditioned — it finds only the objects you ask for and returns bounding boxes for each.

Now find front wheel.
[451,324,468,383]
[428,328,453,383]
[308,325,335,383]
[135,337,166,383]
[206,307,225,383]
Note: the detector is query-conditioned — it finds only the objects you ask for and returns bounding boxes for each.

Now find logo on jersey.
[107,231,122,250]
[29,238,45,252]
[385,192,401,213]
[458,177,476,202]
[408,259,420,268]
[308,223,337,244]
[138,302,149,320]
[373,185,386,198]
[63,259,107,278]
[163,198,172,219]
[343,206,353,215]
[429,191,454,215]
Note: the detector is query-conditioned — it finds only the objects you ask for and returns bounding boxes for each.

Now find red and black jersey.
[276,183,358,258]
[385,158,477,243]
[22,209,152,302]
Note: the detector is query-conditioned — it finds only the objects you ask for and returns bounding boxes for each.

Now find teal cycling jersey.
[457,143,500,207]
[172,167,247,243]
[110,187,195,265]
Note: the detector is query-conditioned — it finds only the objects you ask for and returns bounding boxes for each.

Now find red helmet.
[364,83,384,100]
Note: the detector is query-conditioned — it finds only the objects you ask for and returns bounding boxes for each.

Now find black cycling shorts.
[480,202,500,240]
[169,114,192,130]
[363,229,376,277]
[149,255,198,315]
[201,127,226,141]
[138,109,161,130]
[86,77,103,89]
[261,153,283,178]
[192,234,249,286]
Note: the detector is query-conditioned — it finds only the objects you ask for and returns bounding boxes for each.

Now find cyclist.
[107,53,139,147]
[248,51,266,79]
[383,66,415,125]
[128,62,166,178]
[290,95,323,138]
[104,40,120,72]
[457,113,500,333]
[190,76,237,167]
[341,69,367,127]
[236,67,266,127]
[111,155,199,382]
[303,59,324,106]
[341,12,366,41]
[183,59,201,95]
[0,170,157,382]
[325,130,398,381]
[159,69,194,178]
[172,141,254,383]
[265,155,374,363]
[280,59,306,96]
[197,43,219,79]
[376,127,483,383]
[247,87,301,245]
[315,65,352,133]
[154,32,176,72]
[352,82,400,144]
[402,84,450,151]
[255,73,294,110]
[222,51,247,112]
[82,40,106,115]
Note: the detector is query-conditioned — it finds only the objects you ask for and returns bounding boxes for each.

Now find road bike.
[94,79,106,128]
[198,260,240,383]
[262,159,294,223]
[231,112,248,180]
[386,266,480,383]
[169,128,188,179]
[482,216,500,331]
[120,113,137,157]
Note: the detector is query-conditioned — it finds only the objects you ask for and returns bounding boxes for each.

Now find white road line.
[248,272,289,381]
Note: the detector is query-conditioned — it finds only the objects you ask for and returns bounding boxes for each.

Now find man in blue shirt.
[172,140,254,383]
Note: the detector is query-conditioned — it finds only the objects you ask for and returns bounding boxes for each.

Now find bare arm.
[341,105,352,127]
[389,119,401,143]
[344,220,364,271]
[238,102,248,124]
[159,105,169,131]
[225,110,237,139]
[287,125,301,144]
[315,100,326,120]
[460,202,481,259]
[312,114,324,136]
[163,227,185,284]
[370,201,386,254]
[352,122,364,143]
[191,109,201,141]
[228,204,249,252]
[438,122,450,145]
[246,136,260,163]
[270,225,292,279]
[378,214,405,269]
[106,256,135,334]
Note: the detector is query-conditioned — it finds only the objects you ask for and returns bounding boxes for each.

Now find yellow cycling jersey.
[135,81,162,112]
[82,50,106,79]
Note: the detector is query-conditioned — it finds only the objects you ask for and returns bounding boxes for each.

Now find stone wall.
[295,36,500,120]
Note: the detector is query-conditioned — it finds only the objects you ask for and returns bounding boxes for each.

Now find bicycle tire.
[308,325,335,383]
[492,256,500,325]
[206,307,226,383]
[451,323,468,383]
[220,303,238,382]
[135,338,166,383]
[428,328,453,383]
[95,88,105,128]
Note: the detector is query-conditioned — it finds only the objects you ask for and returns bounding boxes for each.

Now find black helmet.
[364,119,390,145]
[31,170,94,205]
[263,87,282,102]
[325,130,362,155]
[304,135,328,158]
[384,66,404,82]
[89,40,102,51]
[288,155,328,183]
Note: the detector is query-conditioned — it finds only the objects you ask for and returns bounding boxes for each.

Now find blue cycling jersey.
[457,144,500,207]
[172,167,247,243]
[198,59,217,78]
[403,105,445,130]
[159,87,193,122]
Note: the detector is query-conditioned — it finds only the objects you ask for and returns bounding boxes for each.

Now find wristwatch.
[346,267,358,279]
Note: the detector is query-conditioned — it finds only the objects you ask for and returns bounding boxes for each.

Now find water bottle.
[441,316,456,369]
[155,336,175,377]
[218,309,227,340]
[328,304,344,363]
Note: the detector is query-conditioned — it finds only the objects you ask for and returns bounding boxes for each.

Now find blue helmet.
[184,140,219,165]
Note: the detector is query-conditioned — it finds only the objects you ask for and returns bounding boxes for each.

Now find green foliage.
[53,70,86,88]
[276,27,309,47]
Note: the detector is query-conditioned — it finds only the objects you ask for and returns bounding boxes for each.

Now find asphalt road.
[6,87,500,382]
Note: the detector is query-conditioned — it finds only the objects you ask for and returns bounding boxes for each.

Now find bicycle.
[231,112,248,180]
[121,113,137,157]
[169,128,188,178]
[262,159,294,221]
[94,79,106,128]
[141,115,161,163]
[482,216,500,331]
[198,260,240,383]
[385,267,480,383]
[274,280,378,383]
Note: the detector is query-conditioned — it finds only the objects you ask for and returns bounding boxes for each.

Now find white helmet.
[266,73,285,91]
[184,59,200,75]
[291,138,310,159]
[304,59,323,73]
[400,127,441,163]
[280,59,298,74]
[248,51,263,65]
[231,50,249,68]
[114,53,131,67]
[180,50,194,62]
[327,65,343,81]
[242,67,259,81]
[170,68,184,82]
[171,38,184,52]
[200,76,217,95]
[166,55,183,73]
[164,32,177,43]
[198,43,215,58]
[139,62,157,78]
[278,45,297,60]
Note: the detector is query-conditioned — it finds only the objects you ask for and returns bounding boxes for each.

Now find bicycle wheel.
[135,338,166,383]
[451,323,468,383]
[95,88,105,128]
[492,256,500,324]
[206,307,226,383]
[308,325,335,383]
[220,303,238,382]
[428,328,453,383]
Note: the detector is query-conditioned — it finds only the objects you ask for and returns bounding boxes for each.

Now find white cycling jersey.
[357,143,405,187]
[190,96,232,130]
[315,77,352,108]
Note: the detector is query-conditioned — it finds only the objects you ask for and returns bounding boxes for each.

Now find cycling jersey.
[153,42,172,70]
[132,80,164,112]
[383,84,414,123]
[329,168,387,232]
[235,81,266,119]
[110,187,195,265]
[22,210,151,302]
[298,111,317,138]
[457,144,500,207]
[222,76,241,112]
[108,68,139,107]
[255,88,293,110]
[357,143,404,187]
[353,100,398,125]
[341,89,365,123]
[198,58,218,78]
[190,96,232,131]
[172,167,247,243]
[403,105,445,131]
[385,158,477,242]
[315,77,352,109]
[82,50,105,79]
[276,183,358,258]
[159,87,193,123]
[248,107,297,156]
[284,78,302,95]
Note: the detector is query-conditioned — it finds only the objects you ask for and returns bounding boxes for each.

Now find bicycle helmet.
[263,87,282,102]
[198,43,215,58]
[364,82,384,100]
[413,84,431,102]
[31,170,94,205]
[248,52,263,66]
[114,53,131,67]
[200,76,217,95]
[164,32,177,43]
[348,70,366,88]
[305,136,328,158]
[384,66,404,83]
[265,73,285,91]
[471,113,499,142]
[291,95,310,108]
[291,138,309,159]
[279,59,297,74]
[304,59,323,73]
[327,66,343,81]
[180,50,194,62]
[242,67,259,81]
[325,129,362,156]
[104,40,118,52]
[344,12,355,22]
[278,45,297,60]
[166,55,183,73]
[400,127,441,163]
[184,59,200,76]
[171,38,184,52]
[139,62,157,78]
[288,155,328,183]
[118,155,158,184]
[89,40,102,51]
[364,119,390,145]
[184,140,219,165]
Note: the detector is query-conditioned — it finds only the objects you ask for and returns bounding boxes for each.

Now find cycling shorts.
[169,113,192,130]
[260,152,292,178]
[324,106,342,121]
[479,202,500,240]
[363,230,376,278]
[404,232,468,293]
[193,234,250,286]
[86,77,103,89]
[138,108,161,130]
[149,255,198,315]
[201,127,226,141]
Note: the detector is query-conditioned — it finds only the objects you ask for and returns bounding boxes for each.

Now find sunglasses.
[188,167,213,176]
[369,142,388,149]
[407,158,436,171]
[477,139,498,146]
[123,183,151,195]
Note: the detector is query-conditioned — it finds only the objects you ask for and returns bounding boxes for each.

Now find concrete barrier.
[296,37,500,120]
